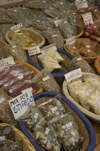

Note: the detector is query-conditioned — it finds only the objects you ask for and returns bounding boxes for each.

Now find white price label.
[0,57,15,70]
[45,128,50,135]
[75,0,88,9]
[66,122,72,128]
[82,12,93,26]
[0,136,5,141]
[64,68,82,82]
[66,36,76,45]
[54,20,62,27]
[42,76,50,81]
[28,47,41,56]
[11,23,23,31]
[9,88,35,120]
[51,106,57,112]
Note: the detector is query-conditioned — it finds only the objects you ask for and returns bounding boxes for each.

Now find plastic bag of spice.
[49,113,84,151]
[4,42,28,63]
[38,94,66,121]
[33,122,61,151]
[43,28,64,49]
[33,68,61,93]
[69,53,95,73]
[0,88,18,127]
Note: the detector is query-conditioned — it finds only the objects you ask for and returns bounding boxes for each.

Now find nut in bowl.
[62,72,100,123]
[5,28,45,50]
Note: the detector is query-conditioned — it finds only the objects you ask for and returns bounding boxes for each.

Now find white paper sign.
[66,36,76,45]
[54,20,62,27]
[11,23,23,31]
[64,68,82,82]
[9,87,35,120]
[28,47,41,56]
[0,57,15,70]
[75,0,88,9]
[82,12,93,26]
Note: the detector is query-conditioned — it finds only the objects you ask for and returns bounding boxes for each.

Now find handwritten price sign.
[75,0,88,9]
[28,47,41,56]
[64,68,82,82]
[82,12,93,26]
[66,36,76,45]
[11,23,23,31]
[0,57,15,70]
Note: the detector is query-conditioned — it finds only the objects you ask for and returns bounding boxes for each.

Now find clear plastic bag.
[38,94,66,121]
[49,113,84,151]
[33,123,61,151]
[33,68,61,93]
[4,42,28,63]
[0,88,18,127]
[22,106,45,133]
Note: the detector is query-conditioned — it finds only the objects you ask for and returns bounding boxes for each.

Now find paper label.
[11,23,23,31]
[0,97,5,104]
[75,0,88,9]
[45,128,50,135]
[66,36,76,45]
[42,76,50,81]
[64,68,82,82]
[82,12,93,26]
[0,136,5,141]
[28,47,41,56]
[54,20,62,27]
[66,122,72,128]
[9,88,35,120]
[51,106,57,112]
[0,57,15,70]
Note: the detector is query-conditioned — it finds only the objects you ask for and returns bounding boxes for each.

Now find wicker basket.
[62,72,100,123]
[5,28,45,50]
[95,56,100,75]
[63,25,84,42]
[19,92,96,151]
[0,123,36,151]
[85,20,100,42]
[64,39,100,63]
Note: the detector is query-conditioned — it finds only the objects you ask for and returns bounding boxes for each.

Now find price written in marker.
[11,23,23,31]
[75,0,88,9]
[0,57,15,70]
[28,47,41,56]
[64,68,82,82]
[66,36,76,45]
[82,12,93,26]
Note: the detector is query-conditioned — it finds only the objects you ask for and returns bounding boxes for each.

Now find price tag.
[42,76,50,81]
[82,12,93,26]
[11,23,23,31]
[54,20,62,27]
[75,0,88,9]
[64,68,82,83]
[66,36,76,45]
[9,87,35,120]
[28,47,41,56]
[0,57,15,70]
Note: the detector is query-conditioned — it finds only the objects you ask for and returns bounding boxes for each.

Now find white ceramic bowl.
[62,72,100,123]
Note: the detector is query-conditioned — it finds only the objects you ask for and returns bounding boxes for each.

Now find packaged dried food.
[38,95,66,121]
[68,79,83,103]
[0,138,22,151]
[33,68,61,93]
[69,53,95,73]
[4,42,28,63]
[38,54,62,72]
[41,43,64,62]
[33,123,61,151]
[84,76,100,87]
[22,106,45,133]
[43,29,64,49]
[9,80,37,97]
[0,126,15,141]
[0,24,15,35]
[79,47,97,57]
[0,88,18,127]
[87,86,100,115]
[49,113,84,151]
